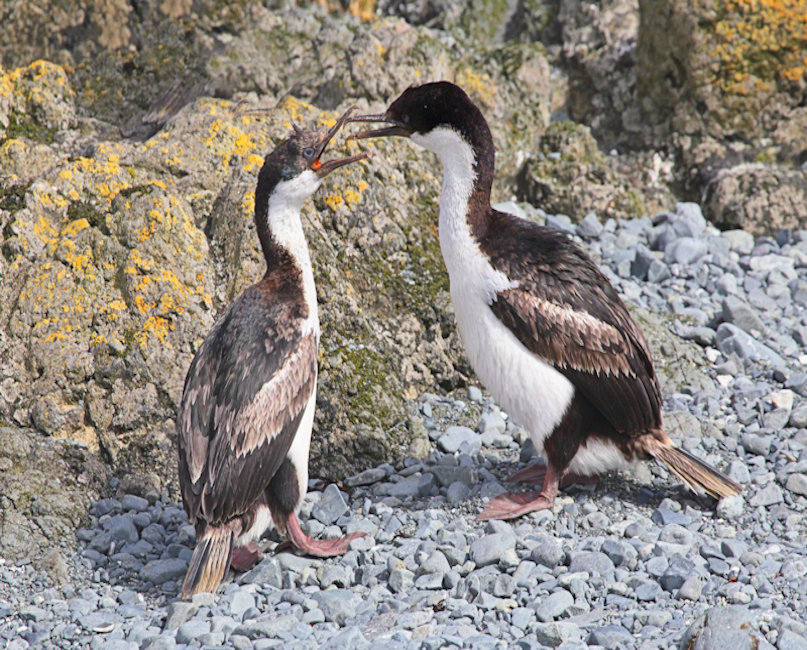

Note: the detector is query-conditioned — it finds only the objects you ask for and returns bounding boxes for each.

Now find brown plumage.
[177,109,367,599]
[349,82,740,519]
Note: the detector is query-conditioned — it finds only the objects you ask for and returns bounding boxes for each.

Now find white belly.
[450,282,575,455]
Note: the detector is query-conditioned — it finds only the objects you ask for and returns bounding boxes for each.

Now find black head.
[348,82,487,144]
[257,105,369,196]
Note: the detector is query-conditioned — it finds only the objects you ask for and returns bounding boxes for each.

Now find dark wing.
[482,211,662,435]
[177,282,316,526]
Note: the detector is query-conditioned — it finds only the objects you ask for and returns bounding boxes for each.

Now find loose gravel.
[3,203,807,649]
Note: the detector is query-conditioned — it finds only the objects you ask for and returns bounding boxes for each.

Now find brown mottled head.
[257,105,369,197]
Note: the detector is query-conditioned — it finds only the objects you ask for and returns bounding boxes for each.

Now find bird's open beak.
[311,105,370,178]
[347,113,413,140]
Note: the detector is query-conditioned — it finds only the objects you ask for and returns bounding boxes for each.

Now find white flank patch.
[266,170,321,337]
[285,387,316,513]
[567,437,632,476]
[413,127,575,453]
[237,504,274,546]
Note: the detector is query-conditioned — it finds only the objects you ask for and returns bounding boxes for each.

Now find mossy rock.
[516,120,648,222]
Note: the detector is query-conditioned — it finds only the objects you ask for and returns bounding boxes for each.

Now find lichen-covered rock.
[0,425,109,566]
[516,120,650,222]
[637,0,807,228]
[703,164,807,237]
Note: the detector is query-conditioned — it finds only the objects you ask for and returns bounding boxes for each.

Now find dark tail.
[652,445,741,499]
[180,527,234,600]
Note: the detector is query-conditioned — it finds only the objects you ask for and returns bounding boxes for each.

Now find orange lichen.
[712,0,807,95]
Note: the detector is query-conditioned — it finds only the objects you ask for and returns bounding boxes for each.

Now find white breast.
[413,128,576,453]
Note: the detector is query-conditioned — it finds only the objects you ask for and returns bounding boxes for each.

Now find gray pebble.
[470,533,515,567]
[533,621,582,646]
[587,624,634,649]
[312,589,360,625]
[535,589,573,622]
[312,484,349,525]
[568,551,615,579]
[139,558,187,585]
[749,484,783,507]
[530,538,565,568]
[176,620,210,644]
[232,613,297,639]
[437,426,480,453]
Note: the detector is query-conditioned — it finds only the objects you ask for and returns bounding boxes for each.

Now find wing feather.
[482,212,662,436]
[177,282,316,527]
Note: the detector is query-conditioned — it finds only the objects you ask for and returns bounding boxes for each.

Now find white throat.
[412,127,511,302]
[266,170,321,337]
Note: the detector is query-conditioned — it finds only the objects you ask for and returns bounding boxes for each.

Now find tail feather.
[652,445,741,499]
[181,527,234,600]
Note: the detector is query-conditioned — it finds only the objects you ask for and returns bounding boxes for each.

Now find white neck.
[266,170,321,337]
[412,127,512,302]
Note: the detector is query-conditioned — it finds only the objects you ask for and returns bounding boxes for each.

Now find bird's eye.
[303,147,315,158]
[402,114,410,124]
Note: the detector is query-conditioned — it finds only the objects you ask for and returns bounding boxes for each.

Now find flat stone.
[577,212,603,238]
[446,481,471,504]
[529,538,565,568]
[660,554,696,591]
[241,556,283,588]
[715,323,786,369]
[312,589,360,625]
[535,589,573,622]
[139,558,187,585]
[568,551,615,579]
[722,296,766,333]
[533,621,582,646]
[311,484,349,526]
[587,624,634,649]
[723,229,755,254]
[345,467,389,487]
[232,614,297,639]
[647,259,672,283]
[470,532,516,567]
[749,484,783,507]
[680,605,758,650]
[786,473,807,497]
[789,404,807,428]
[176,620,210,645]
[418,550,450,576]
[600,539,634,567]
[227,591,256,618]
[778,630,807,650]
[389,568,414,593]
[677,576,703,601]
[635,582,662,601]
[429,464,476,488]
[120,494,150,512]
[651,508,691,526]
[384,473,436,499]
[437,426,480,454]
[665,237,708,265]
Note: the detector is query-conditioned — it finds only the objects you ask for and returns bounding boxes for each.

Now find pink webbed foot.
[286,512,367,557]
[477,491,555,520]
[231,541,263,571]
[506,461,547,485]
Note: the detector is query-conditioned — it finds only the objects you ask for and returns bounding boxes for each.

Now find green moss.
[3,112,57,144]
[67,200,106,229]
[540,121,604,164]
[0,183,30,214]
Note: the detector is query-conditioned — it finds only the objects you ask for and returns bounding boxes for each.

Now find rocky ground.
[2,204,807,649]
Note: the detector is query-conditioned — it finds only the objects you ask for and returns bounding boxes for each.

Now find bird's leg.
[285,512,367,557]
[231,541,263,571]
[477,462,563,520]
[507,461,599,489]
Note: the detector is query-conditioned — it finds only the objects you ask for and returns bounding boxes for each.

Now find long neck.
[254,184,320,336]
[414,127,494,274]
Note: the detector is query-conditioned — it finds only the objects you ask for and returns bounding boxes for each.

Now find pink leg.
[507,461,599,489]
[231,541,263,571]
[478,463,562,520]
[285,513,366,557]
